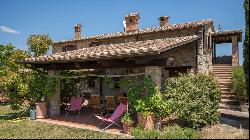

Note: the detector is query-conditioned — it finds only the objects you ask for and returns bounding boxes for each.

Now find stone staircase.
[212,64,248,128]
[212,64,240,111]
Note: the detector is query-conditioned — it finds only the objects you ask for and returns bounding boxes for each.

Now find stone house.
[23,13,242,117]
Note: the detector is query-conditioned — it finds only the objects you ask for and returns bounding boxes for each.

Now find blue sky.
[0,0,246,64]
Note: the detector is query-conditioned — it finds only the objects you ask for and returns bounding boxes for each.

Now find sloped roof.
[24,35,200,63]
[54,19,212,44]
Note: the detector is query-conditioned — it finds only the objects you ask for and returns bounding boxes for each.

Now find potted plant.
[28,73,58,119]
[121,112,134,134]
[151,91,172,130]
[128,76,156,129]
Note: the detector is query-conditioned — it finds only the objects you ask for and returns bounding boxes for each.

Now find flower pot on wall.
[35,101,47,119]
[137,112,154,129]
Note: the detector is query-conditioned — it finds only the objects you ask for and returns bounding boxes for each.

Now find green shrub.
[131,126,160,139]
[121,112,134,124]
[161,124,200,139]
[127,76,172,117]
[231,66,248,101]
[131,125,200,139]
[163,73,221,129]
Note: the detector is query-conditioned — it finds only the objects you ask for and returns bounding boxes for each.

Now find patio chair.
[65,96,83,118]
[90,95,101,114]
[104,96,116,114]
[95,103,127,131]
[118,96,128,105]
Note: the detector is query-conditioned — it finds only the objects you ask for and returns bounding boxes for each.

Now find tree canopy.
[27,34,53,57]
[243,0,249,95]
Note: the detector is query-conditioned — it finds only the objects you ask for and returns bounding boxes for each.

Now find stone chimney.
[159,16,170,27]
[124,13,140,33]
[74,24,82,40]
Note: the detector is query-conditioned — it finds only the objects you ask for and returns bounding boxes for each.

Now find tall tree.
[0,44,28,88]
[243,0,249,95]
[27,34,53,57]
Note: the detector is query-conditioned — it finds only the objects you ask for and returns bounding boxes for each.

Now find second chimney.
[125,13,140,33]
[159,16,170,27]
[74,24,82,40]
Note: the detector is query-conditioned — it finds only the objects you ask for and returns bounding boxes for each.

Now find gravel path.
[201,123,249,139]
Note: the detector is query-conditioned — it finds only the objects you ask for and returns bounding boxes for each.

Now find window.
[88,77,96,88]
[62,45,77,52]
[112,77,120,88]
[208,33,211,50]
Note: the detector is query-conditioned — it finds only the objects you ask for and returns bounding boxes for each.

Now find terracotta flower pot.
[137,112,154,129]
[36,101,47,119]
[123,122,133,134]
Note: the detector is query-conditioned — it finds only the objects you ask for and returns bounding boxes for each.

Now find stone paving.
[35,107,133,138]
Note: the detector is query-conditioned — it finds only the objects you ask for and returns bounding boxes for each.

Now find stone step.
[219,81,231,85]
[219,103,241,111]
[219,109,249,121]
[221,94,238,100]
[212,68,232,71]
[212,67,232,71]
[213,64,232,66]
[213,66,232,69]
[218,82,231,84]
[221,91,231,95]
[214,74,232,77]
[213,65,232,67]
[219,117,249,129]
[220,87,231,90]
[219,82,231,85]
[213,71,232,74]
[220,99,240,105]
[220,89,231,93]
[220,91,231,94]
[218,79,231,82]
[213,72,232,75]
[216,76,231,79]
[214,72,231,77]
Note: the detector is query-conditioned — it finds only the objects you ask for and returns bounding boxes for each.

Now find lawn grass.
[0,103,127,139]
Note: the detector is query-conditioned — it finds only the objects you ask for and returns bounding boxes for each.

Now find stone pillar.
[232,35,239,66]
[145,66,162,90]
[196,38,205,73]
[47,70,61,117]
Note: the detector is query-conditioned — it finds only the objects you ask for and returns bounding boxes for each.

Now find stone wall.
[52,28,200,54]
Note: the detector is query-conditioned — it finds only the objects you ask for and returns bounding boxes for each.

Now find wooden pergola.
[211,30,242,66]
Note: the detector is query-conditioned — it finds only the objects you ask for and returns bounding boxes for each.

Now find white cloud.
[0,25,20,34]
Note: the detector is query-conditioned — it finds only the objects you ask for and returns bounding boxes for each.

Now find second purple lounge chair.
[95,103,127,131]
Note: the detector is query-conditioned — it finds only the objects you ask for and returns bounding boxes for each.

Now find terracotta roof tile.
[24,35,200,63]
[54,19,212,44]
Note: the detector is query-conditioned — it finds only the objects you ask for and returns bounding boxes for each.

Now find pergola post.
[232,35,239,66]
[47,70,61,117]
[145,66,162,90]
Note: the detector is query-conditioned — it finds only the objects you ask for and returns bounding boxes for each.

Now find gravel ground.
[201,123,249,139]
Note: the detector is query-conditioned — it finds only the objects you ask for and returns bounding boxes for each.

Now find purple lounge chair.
[65,96,83,118]
[95,103,127,131]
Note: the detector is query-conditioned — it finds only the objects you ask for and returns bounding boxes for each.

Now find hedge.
[163,73,221,129]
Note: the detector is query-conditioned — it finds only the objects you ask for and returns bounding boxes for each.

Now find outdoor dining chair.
[104,96,116,113]
[95,103,127,131]
[90,95,101,114]
[65,96,83,118]
[118,96,128,105]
